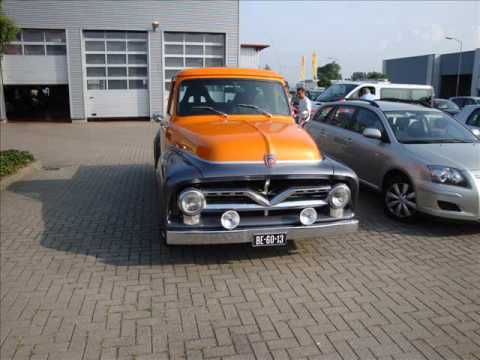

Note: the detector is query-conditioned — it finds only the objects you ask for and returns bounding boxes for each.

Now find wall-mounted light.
[152,21,159,32]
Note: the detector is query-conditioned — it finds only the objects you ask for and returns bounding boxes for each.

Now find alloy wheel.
[385,182,417,219]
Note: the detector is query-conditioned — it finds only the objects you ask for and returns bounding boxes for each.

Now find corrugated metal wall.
[239,48,259,69]
[4,0,239,120]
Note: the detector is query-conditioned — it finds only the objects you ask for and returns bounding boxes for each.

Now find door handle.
[345,137,353,144]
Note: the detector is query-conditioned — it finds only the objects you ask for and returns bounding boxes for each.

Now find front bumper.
[415,177,480,222]
[166,219,359,245]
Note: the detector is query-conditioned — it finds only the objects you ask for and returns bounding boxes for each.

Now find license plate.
[252,233,287,247]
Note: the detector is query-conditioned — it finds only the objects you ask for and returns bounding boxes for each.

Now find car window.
[351,86,376,99]
[328,106,356,129]
[384,110,477,143]
[316,83,357,102]
[451,98,464,107]
[466,109,480,127]
[312,105,334,123]
[352,108,384,134]
[381,88,432,104]
[464,98,475,106]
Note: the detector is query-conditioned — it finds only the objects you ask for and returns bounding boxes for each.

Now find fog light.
[183,214,200,225]
[178,189,206,216]
[328,184,351,209]
[221,210,240,230]
[300,207,317,225]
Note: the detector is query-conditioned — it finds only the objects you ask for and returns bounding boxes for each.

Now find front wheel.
[384,175,417,221]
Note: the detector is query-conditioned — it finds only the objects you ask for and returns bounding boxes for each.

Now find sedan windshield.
[177,79,290,116]
[384,110,478,144]
[315,83,357,102]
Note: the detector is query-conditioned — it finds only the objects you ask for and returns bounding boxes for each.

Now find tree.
[366,71,387,80]
[316,62,341,88]
[0,3,18,56]
[350,71,387,81]
[351,72,367,81]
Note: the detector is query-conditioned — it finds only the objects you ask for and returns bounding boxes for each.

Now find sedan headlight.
[428,165,468,187]
[178,189,206,215]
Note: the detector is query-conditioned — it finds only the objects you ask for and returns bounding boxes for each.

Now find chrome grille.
[203,186,331,212]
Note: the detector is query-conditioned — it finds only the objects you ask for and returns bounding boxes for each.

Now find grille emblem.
[264,154,277,168]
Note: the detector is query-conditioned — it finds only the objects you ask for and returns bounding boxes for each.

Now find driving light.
[299,207,317,225]
[178,189,206,215]
[221,210,240,230]
[428,166,468,187]
[328,184,351,209]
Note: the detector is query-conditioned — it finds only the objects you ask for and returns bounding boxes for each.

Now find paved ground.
[1,122,480,360]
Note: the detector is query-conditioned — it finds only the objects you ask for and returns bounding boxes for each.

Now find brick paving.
[1,122,480,360]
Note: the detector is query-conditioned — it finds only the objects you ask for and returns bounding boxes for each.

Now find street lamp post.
[445,36,463,97]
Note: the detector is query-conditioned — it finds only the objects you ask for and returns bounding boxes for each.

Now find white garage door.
[3,29,68,85]
[163,32,225,106]
[84,30,149,118]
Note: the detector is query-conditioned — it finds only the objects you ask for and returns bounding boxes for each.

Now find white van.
[312,81,434,106]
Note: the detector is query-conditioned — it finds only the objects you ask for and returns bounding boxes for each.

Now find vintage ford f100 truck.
[153,68,359,246]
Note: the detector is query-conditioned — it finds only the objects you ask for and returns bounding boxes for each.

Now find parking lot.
[1,122,480,360]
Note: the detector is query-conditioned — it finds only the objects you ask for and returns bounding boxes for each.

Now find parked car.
[455,105,480,132]
[153,68,359,246]
[312,81,434,108]
[308,89,324,101]
[305,100,480,222]
[449,96,480,109]
[433,98,460,116]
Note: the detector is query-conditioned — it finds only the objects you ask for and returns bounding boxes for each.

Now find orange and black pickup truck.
[153,68,358,246]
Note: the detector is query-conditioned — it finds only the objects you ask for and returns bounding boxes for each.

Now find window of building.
[5,29,66,56]
[84,30,148,90]
[163,32,225,96]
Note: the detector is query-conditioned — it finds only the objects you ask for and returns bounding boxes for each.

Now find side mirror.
[152,112,168,126]
[362,128,382,140]
[472,128,480,138]
[152,112,164,123]
[301,110,309,120]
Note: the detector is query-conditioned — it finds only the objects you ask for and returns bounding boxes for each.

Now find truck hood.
[169,116,322,163]
[403,142,480,171]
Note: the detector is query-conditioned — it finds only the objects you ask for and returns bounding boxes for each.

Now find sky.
[240,1,480,85]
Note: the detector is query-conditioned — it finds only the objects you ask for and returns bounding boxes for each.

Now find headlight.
[428,166,468,187]
[327,184,351,209]
[178,189,206,215]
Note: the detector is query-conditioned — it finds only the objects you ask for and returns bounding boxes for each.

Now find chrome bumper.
[166,219,359,245]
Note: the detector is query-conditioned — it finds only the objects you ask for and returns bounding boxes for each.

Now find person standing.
[296,87,312,125]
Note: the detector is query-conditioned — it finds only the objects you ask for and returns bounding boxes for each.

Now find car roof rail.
[344,99,380,107]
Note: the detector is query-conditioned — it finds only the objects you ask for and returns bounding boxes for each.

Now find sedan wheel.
[385,181,417,219]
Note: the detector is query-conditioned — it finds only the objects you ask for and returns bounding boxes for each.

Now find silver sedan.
[305,100,480,222]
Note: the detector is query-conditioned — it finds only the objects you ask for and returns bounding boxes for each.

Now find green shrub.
[0,149,35,178]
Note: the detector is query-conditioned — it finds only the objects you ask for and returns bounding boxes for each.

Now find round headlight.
[178,189,206,215]
[328,184,351,209]
[221,210,240,230]
[300,207,317,226]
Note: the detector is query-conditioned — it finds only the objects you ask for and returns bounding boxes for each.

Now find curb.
[0,160,42,192]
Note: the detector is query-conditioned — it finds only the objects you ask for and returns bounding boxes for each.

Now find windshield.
[177,78,290,116]
[384,110,477,144]
[316,83,357,102]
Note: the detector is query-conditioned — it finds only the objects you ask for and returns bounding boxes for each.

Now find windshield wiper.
[192,106,228,118]
[236,104,272,118]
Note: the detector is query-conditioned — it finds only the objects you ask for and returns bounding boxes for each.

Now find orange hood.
[168,116,322,163]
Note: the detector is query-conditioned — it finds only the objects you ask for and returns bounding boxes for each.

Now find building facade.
[383,49,480,99]
[239,44,269,69]
[1,0,240,121]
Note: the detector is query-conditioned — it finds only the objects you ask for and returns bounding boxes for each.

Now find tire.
[383,175,418,221]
